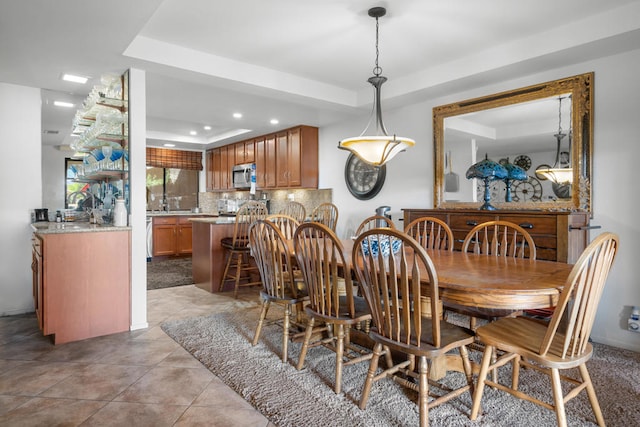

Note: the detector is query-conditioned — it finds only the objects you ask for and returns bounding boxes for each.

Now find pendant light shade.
[338,7,414,166]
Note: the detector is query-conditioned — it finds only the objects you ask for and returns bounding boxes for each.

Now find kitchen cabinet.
[32,228,130,344]
[402,208,590,263]
[206,125,318,192]
[152,216,193,256]
[255,134,277,188]
[275,126,318,188]
[205,150,214,191]
[235,139,255,164]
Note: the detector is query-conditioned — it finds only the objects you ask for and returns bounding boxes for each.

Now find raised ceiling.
[2,0,639,151]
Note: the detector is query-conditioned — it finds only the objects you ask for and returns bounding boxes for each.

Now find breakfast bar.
[190,216,237,293]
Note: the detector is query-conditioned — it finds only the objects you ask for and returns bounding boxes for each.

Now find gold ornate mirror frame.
[433,72,593,213]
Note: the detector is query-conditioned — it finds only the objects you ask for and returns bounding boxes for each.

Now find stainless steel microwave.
[232,163,254,189]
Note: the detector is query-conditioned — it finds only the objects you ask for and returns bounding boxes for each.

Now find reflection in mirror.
[434,73,593,212]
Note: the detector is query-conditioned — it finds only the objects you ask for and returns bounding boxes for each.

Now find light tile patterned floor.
[0,285,273,427]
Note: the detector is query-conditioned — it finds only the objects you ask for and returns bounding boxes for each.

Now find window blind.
[146,147,203,171]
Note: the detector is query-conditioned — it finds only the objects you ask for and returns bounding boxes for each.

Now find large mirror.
[434,73,593,213]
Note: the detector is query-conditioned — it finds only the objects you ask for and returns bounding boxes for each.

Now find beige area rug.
[161,307,640,427]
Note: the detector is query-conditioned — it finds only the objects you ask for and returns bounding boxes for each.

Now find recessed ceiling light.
[164,143,175,147]
[233,112,243,119]
[54,101,74,108]
[270,119,279,125]
[62,74,88,84]
[190,131,197,136]
[203,125,212,130]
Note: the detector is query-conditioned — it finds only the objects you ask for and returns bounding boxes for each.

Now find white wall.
[0,83,42,315]
[320,49,640,351]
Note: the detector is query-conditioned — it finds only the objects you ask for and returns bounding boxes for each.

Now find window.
[146,167,199,211]
[65,159,86,210]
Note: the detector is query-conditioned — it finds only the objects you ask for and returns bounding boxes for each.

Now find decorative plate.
[513,155,532,171]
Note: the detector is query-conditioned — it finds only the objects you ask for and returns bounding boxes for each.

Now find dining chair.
[279,201,307,223]
[266,214,300,239]
[352,228,475,427]
[293,222,376,394]
[449,220,538,330]
[470,232,619,427]
[462,220,537,259]
[219,200,268,298]
[404,216,454,252]
[249,219,308,363]
[355,214,395,235]
[310,202,339,231]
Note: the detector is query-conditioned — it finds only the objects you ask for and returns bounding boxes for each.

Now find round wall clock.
[344,153,386,200]
[513,155,532,171]
[512,176,543,202]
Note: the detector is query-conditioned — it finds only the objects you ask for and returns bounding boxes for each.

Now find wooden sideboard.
[402,209,591,263]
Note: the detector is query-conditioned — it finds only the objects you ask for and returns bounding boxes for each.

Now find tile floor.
[0,285,274,427]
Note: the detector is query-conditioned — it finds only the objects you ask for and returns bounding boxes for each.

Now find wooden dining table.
[337,239,573,311]
[288,236,574,379]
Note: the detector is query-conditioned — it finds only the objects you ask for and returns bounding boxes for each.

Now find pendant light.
[536,95,573,184]
[338,7,414,166]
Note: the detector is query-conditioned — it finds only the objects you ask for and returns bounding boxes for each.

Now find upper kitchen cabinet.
[255,134,277,189]
[275,125,318,189]
[207,125,318,191]
[235,139,255,164]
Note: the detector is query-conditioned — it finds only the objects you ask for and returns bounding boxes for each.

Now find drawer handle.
[466,220,478,226]
[519,222,534,229]
[569,225,602,231]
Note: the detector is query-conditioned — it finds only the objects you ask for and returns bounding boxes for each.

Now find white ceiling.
[2,0,640,151]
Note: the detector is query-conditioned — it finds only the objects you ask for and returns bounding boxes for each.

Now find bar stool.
[219,200,268,298]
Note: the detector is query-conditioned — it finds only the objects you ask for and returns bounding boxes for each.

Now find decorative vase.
[113,198,127,226]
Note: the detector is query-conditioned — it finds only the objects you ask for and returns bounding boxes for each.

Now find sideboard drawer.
[449,214,491,230]
[497,215,556,235]
[402,208,590,264]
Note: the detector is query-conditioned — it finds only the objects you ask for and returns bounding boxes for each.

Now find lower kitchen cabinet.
[152,216,193,256]
[32,229,131,344]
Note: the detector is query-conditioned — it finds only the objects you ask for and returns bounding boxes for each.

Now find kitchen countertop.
[146,211,215,217]
[32,222,131,235]
[189,216,237,224]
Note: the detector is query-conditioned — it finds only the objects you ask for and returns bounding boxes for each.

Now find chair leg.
[296,317,315,370]
[512,354,521,390]
[418,356,429,427]
[335,324,345,394]
[219,249,233,292]
[459,345,474,396]
[578,363,606,427]
[359,342,383,410]
[233,252,244,299]
[550,368,568,427]
[470,344,494,420]
[252,300,270,346]
[282,304,291,363]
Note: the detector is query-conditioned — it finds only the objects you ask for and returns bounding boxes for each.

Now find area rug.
[161,308,640,427]
[147,257,193,290]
